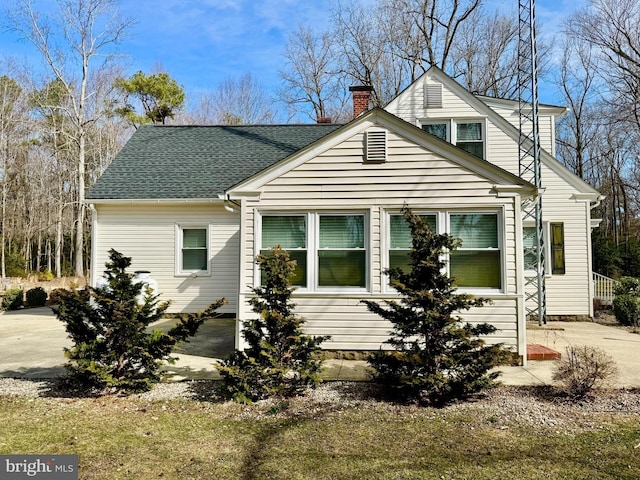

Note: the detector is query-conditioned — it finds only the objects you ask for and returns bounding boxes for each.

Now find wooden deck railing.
[593,272,618,305]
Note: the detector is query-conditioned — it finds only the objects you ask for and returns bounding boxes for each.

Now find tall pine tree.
[363,207,510,404]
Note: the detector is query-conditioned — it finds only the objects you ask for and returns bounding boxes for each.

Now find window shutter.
[365,130,387,163]
[424,83,443,108]
[550,222,566,274]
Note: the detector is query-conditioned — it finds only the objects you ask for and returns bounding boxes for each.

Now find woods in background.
[0,0,638,279]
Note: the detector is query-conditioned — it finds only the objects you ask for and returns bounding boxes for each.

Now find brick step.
[527,344,561,361]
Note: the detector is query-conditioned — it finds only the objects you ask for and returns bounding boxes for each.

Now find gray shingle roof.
[87,124,342,200]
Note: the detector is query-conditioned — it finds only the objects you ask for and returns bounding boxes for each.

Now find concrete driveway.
[1,307,639,387]
[520,321,640,389]
[0,307,236,380]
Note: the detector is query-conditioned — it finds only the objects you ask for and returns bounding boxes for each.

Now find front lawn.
[1,383,639,479]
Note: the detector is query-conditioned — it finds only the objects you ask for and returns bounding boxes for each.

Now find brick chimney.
[349,85,373,118]
[316,116,332,124]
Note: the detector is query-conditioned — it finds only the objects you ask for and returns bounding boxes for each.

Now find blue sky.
[1,0,587,117]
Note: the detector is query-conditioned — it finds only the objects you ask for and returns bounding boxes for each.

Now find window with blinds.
[179,227,209,273]
[258,213,368,290]
[449,213,500,288]
[318,215,366,287]
[389,214,437,273]
[261,215,307,286]
[456,122,484,158]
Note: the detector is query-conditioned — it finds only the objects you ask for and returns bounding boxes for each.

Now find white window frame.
[420,120,451,142]
[256,211,370,293]
[523,221,560,278]
[383,209,504,294]
[175,224,211,276]
[418,118,486,159]
[257,213,309,289]
[522,222,539,277]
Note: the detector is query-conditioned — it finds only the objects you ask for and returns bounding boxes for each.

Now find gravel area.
[1,377,639,431]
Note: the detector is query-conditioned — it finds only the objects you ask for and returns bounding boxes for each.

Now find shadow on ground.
[151,316,236,359]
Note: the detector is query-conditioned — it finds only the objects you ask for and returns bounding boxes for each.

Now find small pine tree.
[363,207,510,405]
[54,249,225,393]
[219,246,329,403]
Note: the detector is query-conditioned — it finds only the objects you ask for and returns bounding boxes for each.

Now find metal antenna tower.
[517,0,545,325]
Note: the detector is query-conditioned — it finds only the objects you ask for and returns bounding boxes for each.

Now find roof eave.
[87,197,224,205]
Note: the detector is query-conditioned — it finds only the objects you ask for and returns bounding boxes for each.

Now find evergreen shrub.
[47,288,69,305]
[613,295,640,327]
[54,249,226,393]
[2,288,24,310]
[613,277,640,326]
[26,287,48,307]
[363,206,510,405]
[219,246,329,403]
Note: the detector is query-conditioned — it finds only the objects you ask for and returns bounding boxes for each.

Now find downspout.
[88,204,98,287]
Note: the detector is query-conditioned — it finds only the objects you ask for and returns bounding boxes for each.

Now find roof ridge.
[145,123,345,128]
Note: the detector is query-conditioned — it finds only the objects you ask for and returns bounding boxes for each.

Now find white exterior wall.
[92,203,239,314]
[237,128,525,351]
[387,75,594,318]
[481,102,556,155]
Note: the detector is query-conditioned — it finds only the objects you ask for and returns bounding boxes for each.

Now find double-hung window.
[421,119,485,159]
[523,223,565,275]
[176,226,209,275]
[449,213,500,288]
[389,214,437,273]
[456,122,483,158]
[259,213,367,290]
[422,122,449,141]
[318,215,366,288]
[523,225,539,272]
[261,215,307,286]
[387,211,501,290]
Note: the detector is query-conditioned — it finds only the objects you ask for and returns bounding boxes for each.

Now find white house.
[87,67,602,360]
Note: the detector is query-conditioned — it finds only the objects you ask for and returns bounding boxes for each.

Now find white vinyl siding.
[92,203,239,315]
[387,71,594,318]
[238,126,523,351]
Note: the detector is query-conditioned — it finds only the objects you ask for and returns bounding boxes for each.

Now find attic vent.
[365,130,387,163]
[424,83,443,108]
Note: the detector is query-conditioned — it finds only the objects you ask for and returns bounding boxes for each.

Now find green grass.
[0,389,639,479]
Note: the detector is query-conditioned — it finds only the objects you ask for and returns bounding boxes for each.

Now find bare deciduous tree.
[565,0,640,130]
[7,0,133,277]
[0,72,30,278]
[209,72,277,125]
[279,24,350,122]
